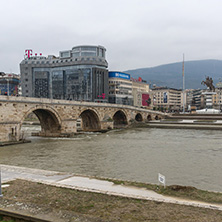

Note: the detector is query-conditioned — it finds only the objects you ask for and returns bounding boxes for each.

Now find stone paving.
[1,164,222,211]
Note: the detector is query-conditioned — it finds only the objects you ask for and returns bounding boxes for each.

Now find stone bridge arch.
[113,110,128,128]
[79,109,101,131]
[154,115,162,120]
[147,114,152,121]
[21,106,62,137]
[135,113,143,122]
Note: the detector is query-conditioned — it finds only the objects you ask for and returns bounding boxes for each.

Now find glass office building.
[20,45,108,102]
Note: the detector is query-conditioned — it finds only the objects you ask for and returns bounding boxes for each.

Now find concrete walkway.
[1,164,222,211]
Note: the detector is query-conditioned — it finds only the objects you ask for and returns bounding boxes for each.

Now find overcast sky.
[1,0,222,73]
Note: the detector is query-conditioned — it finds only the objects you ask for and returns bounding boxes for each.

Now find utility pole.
[182,54,185,113]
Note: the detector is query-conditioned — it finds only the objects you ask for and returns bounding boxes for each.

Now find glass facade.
[52,70,64,99]
[34,71,49,98]
[65,68,91,101]
[32,65,107,101]
[71,46,105,58]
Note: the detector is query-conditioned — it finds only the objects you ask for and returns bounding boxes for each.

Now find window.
[25,79,28,81]
[81,52,96,57]
[81,46,96,51]
[72,52,80,57]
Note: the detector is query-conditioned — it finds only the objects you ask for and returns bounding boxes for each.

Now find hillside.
[125,60,222,89]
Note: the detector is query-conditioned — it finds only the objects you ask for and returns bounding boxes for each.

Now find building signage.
[109,72,130,80]
[158,173,166,188]
[25,49,43,58]
[163,92,168,103]
[142,93,150,106]
[98,93,105,99]
[131,77,143,82]
[25,49,33,58]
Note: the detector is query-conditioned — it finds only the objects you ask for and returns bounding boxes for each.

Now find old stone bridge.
[0,96,167,142]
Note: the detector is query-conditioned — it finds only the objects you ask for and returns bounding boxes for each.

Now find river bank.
[1,179,222,222]
[1,165,222,206]
[1,165,222,221]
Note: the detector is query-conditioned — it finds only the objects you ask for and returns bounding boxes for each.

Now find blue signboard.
[163,92,168,103]
[109,72,130,80]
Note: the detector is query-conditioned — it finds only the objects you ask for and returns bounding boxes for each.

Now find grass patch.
[1,179,222,222]
[102,178,222,204]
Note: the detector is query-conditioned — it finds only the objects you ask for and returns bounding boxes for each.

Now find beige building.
[131,78,150,108]
[108,72,133,105]
[151,87,182,111]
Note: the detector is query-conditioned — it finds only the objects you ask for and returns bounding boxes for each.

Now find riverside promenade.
[1,164,222,211]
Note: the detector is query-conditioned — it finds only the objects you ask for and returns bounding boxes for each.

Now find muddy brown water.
[0,125,222,192]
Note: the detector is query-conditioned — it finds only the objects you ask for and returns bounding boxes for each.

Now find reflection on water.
[0,125,222,192]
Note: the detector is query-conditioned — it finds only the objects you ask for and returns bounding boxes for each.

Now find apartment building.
[151,87,182,111]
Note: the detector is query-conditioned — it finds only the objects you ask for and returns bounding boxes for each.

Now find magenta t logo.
[25,49,33,58]
[98,93,105,99]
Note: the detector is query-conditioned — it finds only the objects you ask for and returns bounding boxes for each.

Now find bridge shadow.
[113,110,128,128]
[33,109,61,136]
[22,109,61,138]
[80,109,101,132]
[135,113,143,122]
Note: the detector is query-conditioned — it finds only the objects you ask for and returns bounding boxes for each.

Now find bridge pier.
[59,119,78,136]
[100,121,114,131]
[0,123,20,142]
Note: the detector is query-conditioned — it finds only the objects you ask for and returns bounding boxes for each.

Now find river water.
[0,125,222,192]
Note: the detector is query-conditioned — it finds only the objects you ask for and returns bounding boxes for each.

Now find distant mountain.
[125,60,222,89]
